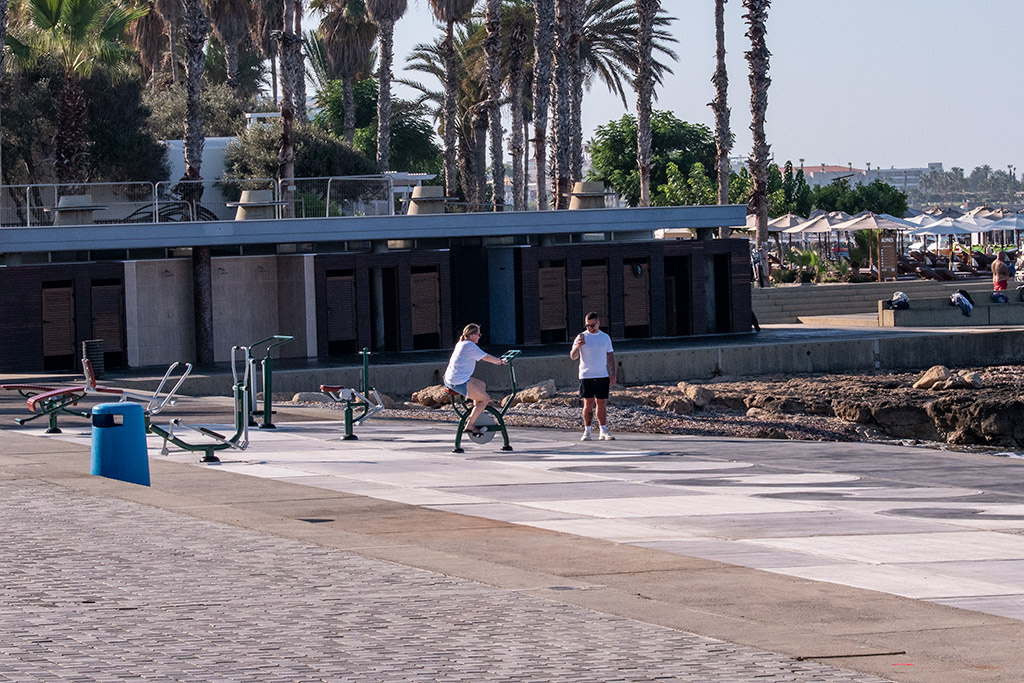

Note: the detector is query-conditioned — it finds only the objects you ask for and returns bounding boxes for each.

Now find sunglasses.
[586,321,599,328]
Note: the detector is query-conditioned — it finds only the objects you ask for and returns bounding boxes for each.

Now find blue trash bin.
[91,403,150,486]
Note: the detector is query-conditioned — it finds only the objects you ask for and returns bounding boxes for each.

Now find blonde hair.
[459,323,481,341]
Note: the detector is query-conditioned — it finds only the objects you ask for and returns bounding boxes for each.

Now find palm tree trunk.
[475,117,488,209]
[532,0,554,211]
[712,0,732,237]
[442,20,459,198]
[522,116,530,208]
[509,16,528,212]
[270,51,278,105]
[567,0,584,183]
[278,0,299,219]
[0,0,5,183]
[375,20,395,170]
[551,0,572,209]
[342,76,356,145]
[182,0,213,363]
[484,0,504,211]
[635,0,655,208]
[744,0,772,259]
[225,41,239,88]
[55,74,90,185]
[293,0,306,122]
[168,18,179,83]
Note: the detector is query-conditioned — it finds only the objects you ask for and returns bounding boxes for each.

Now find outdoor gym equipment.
[319,349,384,440]
[148,345,251,463]
[240,335,294,429]
[1,357,191,434]
[448,349,521,454]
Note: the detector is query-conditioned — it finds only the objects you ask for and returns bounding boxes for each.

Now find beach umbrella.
[767,213,806,230]
[831,212,918,232]
[985,213,1024,247]
[904,214,938,226]
[909,219,977,236]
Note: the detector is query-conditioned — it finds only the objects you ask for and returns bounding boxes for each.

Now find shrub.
[224,120,377,180]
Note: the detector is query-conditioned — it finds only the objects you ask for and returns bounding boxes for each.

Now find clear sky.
[386,0,1024,174]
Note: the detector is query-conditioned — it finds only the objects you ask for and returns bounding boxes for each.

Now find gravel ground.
[292,365,1024,457]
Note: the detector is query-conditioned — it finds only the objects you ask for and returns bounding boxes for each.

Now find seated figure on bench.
[443,323,508,436]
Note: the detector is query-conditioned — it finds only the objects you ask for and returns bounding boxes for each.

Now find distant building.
[730,156,943,193]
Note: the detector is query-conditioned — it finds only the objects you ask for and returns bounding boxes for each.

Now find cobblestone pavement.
[0,479,892,682]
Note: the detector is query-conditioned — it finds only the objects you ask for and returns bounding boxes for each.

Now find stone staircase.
[751,278,997,325]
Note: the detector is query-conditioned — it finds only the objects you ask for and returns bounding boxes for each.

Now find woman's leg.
[465,377,491,431]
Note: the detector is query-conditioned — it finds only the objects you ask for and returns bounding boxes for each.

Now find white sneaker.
[599,431,615,441]
[580,432,591,441]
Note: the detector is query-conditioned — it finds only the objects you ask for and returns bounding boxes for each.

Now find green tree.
[588,111,715,207]
[6,0,147,183]
[811,178,907,216]
[658,161,715,206]
[224,119,376,179]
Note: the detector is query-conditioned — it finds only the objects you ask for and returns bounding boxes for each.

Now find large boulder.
[411,384,452,407]
[913,365,953,390]
[655,394,694,415]
[675,382,714,408]
[508,379,557,406]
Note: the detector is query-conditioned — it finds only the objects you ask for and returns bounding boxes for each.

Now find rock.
[710,393,748,411]
[832,400,873,423]
[675,382,714,408]
[655,394,694,415]
[411,384,452,407]
[507,379,557,406]
[933,375,974,391]
[400,401,432,411]
[913,365,953,390]
[745,406,772,419]
[375,392,396,409]
[292,391,330,402]
[745,394,811,414]
[870,401,940,441]
[957,370,983,388]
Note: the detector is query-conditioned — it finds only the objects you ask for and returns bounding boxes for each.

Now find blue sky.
[384,0,1024,174]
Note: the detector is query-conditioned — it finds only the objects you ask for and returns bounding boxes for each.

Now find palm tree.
[743,0,771,256]
[318,0,375,145]
[204,0,252,90]
[5,0,147,184]
[0,0,6,183]
[294,0,307,121]
[181,0,212,362]
[531,0,553,210]
[365,0,407,171]
[278,0,300,218]
[483,0,503,210]
[155,0,181,83]
[566,0,583,181]
[250,0,281,104]
[428,0,475,198]
[551,0,571,208]
[131,0,165,84]
[505,0,531,211]
[711,0,731,231]
[634,0,656,207]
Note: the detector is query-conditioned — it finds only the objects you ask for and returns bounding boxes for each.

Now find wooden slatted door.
[42,286,75,358]
[410,270,441,338]
[326,273,357,343]
[623,262,650,328]
[91,283,124,352]
[580,264,608,319]
[538,266,567,332]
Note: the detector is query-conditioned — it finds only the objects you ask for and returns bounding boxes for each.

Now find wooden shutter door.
[410,270,440,337]
[623,263,650,327]
[91,284,124,352]
[326,274,356,341]
[581,265,608,318]
[538,266,567,332]
[42,286,75,357]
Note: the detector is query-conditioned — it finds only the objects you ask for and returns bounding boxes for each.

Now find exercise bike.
[448,350,521,454]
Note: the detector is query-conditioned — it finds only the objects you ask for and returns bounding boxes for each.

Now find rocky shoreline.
[292,364,1024,457]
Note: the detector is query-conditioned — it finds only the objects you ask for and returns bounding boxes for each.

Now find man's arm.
[607,351,616,384]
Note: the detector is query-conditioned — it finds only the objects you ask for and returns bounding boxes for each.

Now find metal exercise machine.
[148,346,250,463]
[2,357,191,433]
[448,349,521,454]
[241,335,294,429]
[319,348,385,440]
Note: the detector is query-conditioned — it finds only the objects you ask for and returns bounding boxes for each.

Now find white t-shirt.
[444,340,487,386]
[575,330,614,379]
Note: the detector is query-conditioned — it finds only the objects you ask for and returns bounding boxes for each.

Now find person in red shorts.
[992,251,1010,292]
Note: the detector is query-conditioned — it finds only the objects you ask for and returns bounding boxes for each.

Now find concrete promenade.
[3,380,1024,681]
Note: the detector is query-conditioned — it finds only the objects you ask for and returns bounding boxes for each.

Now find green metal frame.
[11,388,89,433]
[451,350,521,454]
[242,335,294,429]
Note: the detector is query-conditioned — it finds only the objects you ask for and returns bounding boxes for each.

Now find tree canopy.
[812,178,907,217]
[587,111,715,207]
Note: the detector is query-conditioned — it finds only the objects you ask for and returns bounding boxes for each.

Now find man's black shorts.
[579,377,611,399]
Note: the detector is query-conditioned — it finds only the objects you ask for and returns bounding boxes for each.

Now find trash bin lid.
[92,402,144,416]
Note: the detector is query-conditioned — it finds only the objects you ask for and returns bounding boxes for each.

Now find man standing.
[570,312,616,441]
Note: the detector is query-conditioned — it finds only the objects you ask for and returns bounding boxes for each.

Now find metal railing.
[0,175,400,227]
